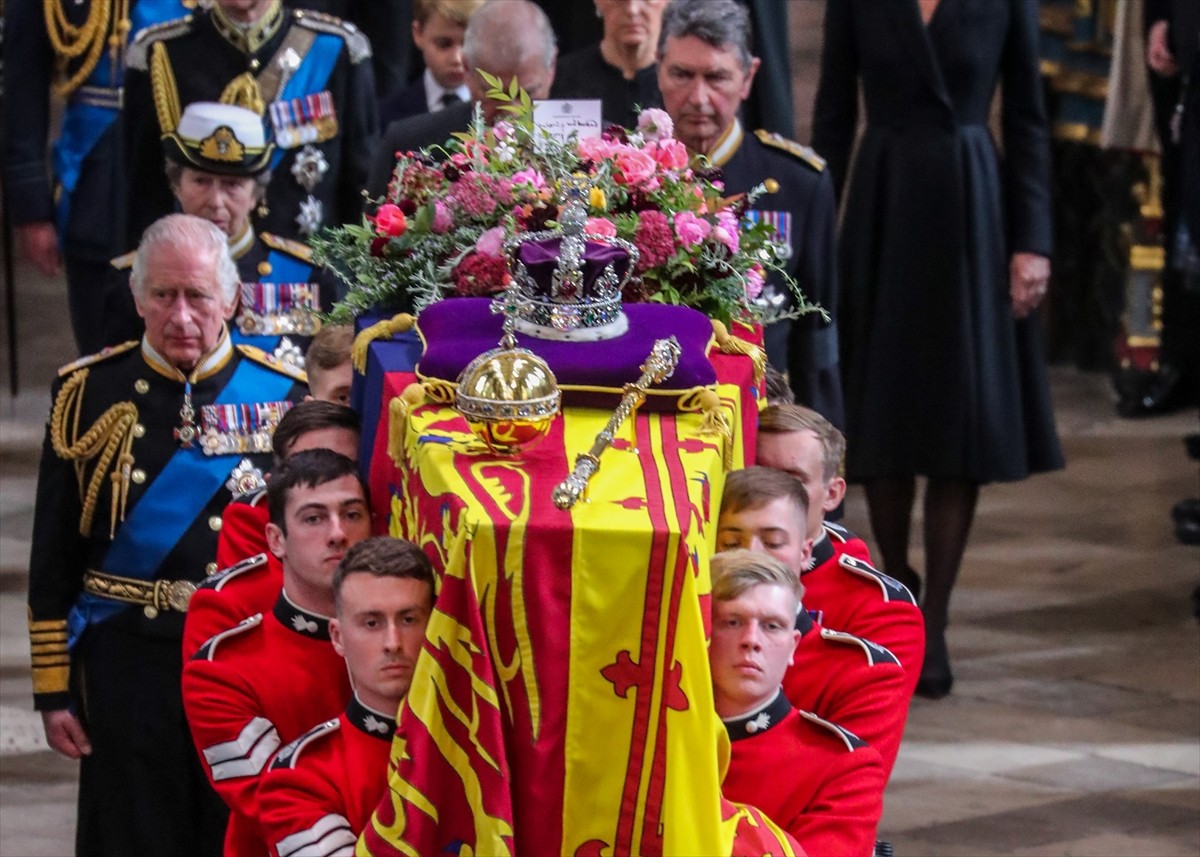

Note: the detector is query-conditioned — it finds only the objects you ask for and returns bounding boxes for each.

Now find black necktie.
[439,92,462,108]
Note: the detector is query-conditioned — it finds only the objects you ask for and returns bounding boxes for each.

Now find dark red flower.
[452,252,512,296]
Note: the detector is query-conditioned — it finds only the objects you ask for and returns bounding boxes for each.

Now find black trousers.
[72,621,227,857]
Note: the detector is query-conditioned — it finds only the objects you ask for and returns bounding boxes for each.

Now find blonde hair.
[758,404,846,483]
[721,466,809,519]
[414,0,486,26]
[305,323,354,374]
[711,549,802,607]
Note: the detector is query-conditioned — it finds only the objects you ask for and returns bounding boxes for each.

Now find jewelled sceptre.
[552,336,682,510]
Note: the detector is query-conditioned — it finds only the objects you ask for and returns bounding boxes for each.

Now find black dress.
[813,0,1064,483]
[550,44,662,130]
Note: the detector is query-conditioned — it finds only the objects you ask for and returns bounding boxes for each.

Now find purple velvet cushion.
[416,298,717,411]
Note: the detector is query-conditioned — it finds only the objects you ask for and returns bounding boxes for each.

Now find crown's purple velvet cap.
[517,239,631,299]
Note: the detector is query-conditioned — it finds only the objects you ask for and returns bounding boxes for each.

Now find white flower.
[495,141,517,164]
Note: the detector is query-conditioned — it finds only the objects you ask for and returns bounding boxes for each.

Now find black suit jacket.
[366,101,473,199]
[379,81,429,128]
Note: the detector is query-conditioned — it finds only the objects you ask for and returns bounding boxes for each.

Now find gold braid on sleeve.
[43,0,117,97]
[150,40,182,134]
[49,370,140,539]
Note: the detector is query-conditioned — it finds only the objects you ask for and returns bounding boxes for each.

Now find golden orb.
[455,346,561,455]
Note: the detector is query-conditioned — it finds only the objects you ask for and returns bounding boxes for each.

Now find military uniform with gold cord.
[122,0,378,245]
[1,0,195,353]
[27,334,306,855]
[710,120,844,429]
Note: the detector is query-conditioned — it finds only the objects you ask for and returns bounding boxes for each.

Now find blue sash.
[231,249,316,354]
[268,33,343,172]
[67,355,293,646]
[52,1,191,232]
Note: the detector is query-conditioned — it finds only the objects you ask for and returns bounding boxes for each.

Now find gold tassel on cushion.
[388,382,429,466]
[710,319,766,385]
[679,387,733,471]
[351,313,417,374]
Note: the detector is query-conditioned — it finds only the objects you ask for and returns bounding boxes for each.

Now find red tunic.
[722,693,885,857]
[182,595,351,856]
[260,696,394,857]
[215,490,271,569]
[182,552,283,661]
[784,613,909,779]
[802,525,925,699]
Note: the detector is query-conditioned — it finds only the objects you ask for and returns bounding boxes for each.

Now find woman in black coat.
[812,0,1064,698]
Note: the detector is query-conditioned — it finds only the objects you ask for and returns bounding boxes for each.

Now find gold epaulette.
[29,615,69,697]
[57,340,139,377]
[260,232,315,264]
[293,8,371,63]
[237,344,309,384]
[110,251,136,271]
[755,129,826,173]
[126,14,194,71]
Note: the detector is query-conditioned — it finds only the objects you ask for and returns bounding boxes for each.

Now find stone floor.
[1,254,1198,856]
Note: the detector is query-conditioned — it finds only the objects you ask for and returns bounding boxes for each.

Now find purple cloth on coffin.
[517,239,630,298]
[416,298,717,411]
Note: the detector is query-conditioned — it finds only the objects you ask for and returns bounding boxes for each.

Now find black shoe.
[1177,516,1200,545]
[1186,434,1200,461]
[889,566,922,602]
[916,632,953,699]
[1115,365,1186,417]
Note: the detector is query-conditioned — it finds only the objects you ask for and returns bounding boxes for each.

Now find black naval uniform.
[102,227,341,357]
[1,0,194,354]
[122,1,378,245]
[715,120,844,429]
[27,333,306,856]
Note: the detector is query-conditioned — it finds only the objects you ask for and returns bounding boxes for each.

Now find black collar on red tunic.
[807,532,835,572]
[721,689,793,742]
[347,695,397,740]
[795,606,814,634]
[274,591,332,640]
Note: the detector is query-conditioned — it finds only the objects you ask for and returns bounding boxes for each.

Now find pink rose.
[475,226,507,257]
[614,147,658,188]
[511,168,547,190]
[637,108,674,143]
[674,211,711,248]
[745,264,766,300]
[493,121,514,141]
[584,217,617,238]
[650,139,689,172]
[432,200,453,234]
[577,135,617,163]
[373,203,407,237]
[713,210,740,253]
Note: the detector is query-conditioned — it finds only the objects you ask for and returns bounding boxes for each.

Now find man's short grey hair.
[130,214,239,305]
[463,0,556,72]
[658,0,754,71]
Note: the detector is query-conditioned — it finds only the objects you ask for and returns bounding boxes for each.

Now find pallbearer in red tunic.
[189,403,361,659]
[183,451,371,854]
[720,453,925,700]
[710,550,885,857]
[785,610,907,780]
[260,537,435,857]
